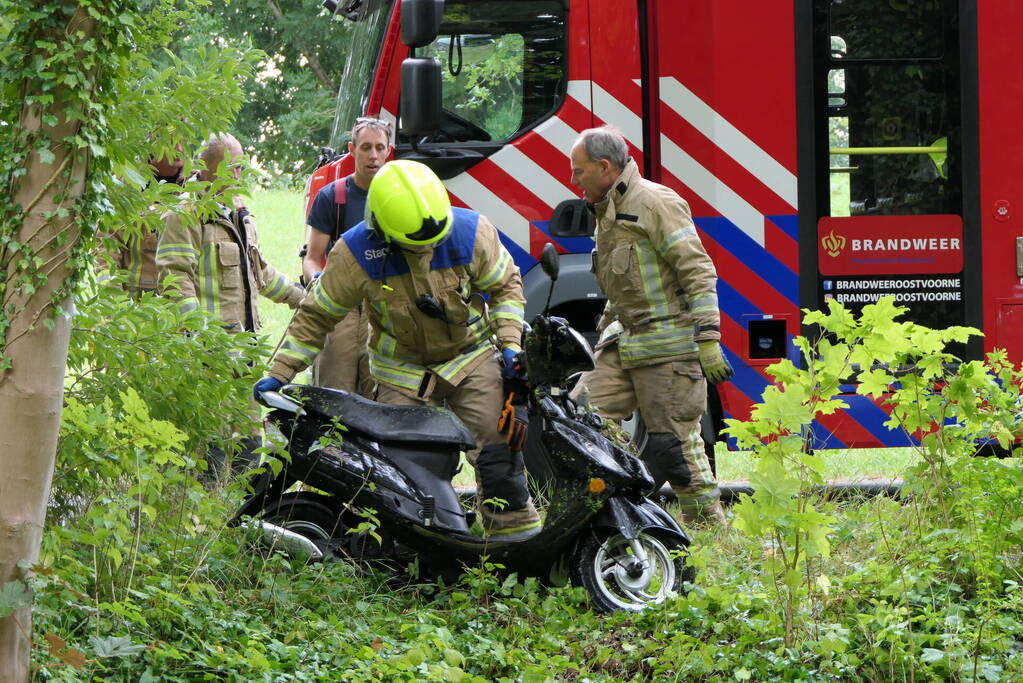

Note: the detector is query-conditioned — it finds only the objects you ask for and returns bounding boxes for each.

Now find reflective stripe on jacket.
[590,159,721,368]
[269,209,524,397]
[98,228,160,295]
[156,205,303,331]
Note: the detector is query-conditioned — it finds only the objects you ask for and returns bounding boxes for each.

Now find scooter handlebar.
[256,389,304,415]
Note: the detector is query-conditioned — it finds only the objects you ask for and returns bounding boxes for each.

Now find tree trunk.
[0,8,93,680]
[266,0,335,90]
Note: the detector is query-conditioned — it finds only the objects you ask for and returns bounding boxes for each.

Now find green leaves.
[723,295,1012,649]
[170,0,344,184]
[36,146,55,164]
[90,634,146,658]
[803,298,857,338]
[0,579,33,618]
[858,367,894,398]
[1,0,257,369]
[752,383,813,427]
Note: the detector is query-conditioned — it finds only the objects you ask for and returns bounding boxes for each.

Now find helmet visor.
[403,215,449,244]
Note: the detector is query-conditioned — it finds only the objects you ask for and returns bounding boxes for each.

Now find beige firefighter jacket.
[269,210,524,400]
[98,228,161,295]
[590,159,721,369]
[156,204,304,332]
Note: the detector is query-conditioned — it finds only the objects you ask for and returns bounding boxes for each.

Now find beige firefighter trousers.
[374,354,540,532]
[572,345,719,505]
[310,304,375,397]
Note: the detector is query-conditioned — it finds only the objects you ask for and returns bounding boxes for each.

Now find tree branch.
[18,153,73,219]
[266,0,334,90]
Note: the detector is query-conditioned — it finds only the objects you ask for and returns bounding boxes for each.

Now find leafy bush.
[26,295,1023,680]
[724,297,1023,673]
[65,279,268,455]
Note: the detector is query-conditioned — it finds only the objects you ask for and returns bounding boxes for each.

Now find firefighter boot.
[639,432,693,494]
[641,433,727,527]
[673,486,728,527]
[475,443,541,541]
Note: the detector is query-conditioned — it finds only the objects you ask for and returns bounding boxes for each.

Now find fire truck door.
[801,0,982,361]
[585,0,644,168]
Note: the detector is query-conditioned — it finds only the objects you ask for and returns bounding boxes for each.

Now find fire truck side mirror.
[401,0,443,48]
[400,58,442,138]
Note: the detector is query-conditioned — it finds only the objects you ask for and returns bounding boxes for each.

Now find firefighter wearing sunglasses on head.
[302,117,394,397]
[256,160,541,540]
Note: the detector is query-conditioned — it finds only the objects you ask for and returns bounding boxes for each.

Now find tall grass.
[717,446,920,483]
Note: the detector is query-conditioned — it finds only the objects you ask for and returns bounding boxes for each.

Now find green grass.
[245,188,308,350]
[716,446,921,483]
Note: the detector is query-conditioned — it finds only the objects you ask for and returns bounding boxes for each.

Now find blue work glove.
[697,341,734,384]
[501,346,521,379]
[253,376,283,405]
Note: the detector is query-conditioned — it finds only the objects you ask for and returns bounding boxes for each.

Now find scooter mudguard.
[590,496,690,546]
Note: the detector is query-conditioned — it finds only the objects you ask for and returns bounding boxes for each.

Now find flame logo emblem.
[821,230,846,257]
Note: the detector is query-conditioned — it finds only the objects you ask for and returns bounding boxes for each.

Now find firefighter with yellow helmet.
[256,160,542,539]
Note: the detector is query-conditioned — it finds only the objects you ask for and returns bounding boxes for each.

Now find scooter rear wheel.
[570,529,690,613]
[260,492,349,553]
[260,492,397,565]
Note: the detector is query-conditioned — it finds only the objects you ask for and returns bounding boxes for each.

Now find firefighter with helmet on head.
[98,150,186,297]
[255,160,542,539]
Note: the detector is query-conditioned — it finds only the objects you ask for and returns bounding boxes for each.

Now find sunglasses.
[354,117,393,131]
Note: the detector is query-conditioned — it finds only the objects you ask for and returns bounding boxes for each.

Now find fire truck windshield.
[330,0,393,147]
[401,0,566,145]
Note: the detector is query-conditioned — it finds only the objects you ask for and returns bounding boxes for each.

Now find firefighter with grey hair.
[569,125,732,526]
[157,133,304,329]
[157,134,305,475]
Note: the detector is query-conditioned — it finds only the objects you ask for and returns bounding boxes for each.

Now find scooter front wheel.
[570,529,690,613]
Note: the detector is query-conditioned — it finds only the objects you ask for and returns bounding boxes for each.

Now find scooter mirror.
[540,242,560,282]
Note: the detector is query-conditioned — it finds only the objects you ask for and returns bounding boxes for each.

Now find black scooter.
[234,244,693,612]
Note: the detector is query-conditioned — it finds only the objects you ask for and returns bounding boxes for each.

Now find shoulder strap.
[334,175,348,205]
[333,175,351,242]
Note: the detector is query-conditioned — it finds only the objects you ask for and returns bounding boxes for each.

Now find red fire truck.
[307,0,1022,451]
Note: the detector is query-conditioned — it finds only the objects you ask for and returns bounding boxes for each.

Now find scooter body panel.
[589,496,690,546]
[294,436,472,535]
[381,481,618,575]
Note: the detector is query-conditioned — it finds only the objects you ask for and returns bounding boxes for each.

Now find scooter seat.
[282,385,476,449]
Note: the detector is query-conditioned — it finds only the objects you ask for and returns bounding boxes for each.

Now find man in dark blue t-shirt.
[302,117,392,395]
[304,173,367,258]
